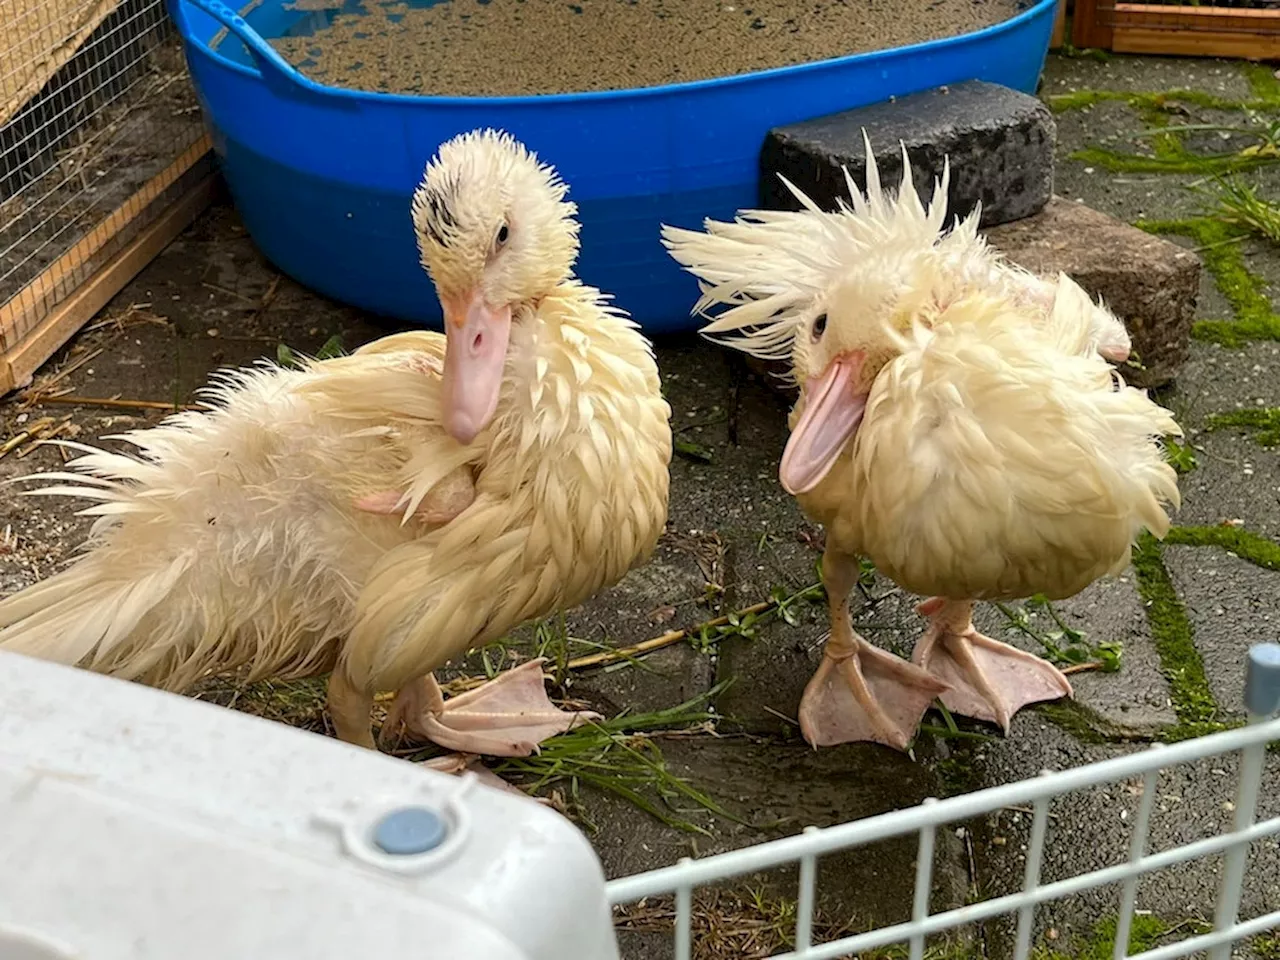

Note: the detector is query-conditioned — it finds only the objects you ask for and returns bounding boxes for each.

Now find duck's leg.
[911,597,1073,732]
[379,659,601,757]
[353,465,475,525]
[799,548,950,751]
[327,667,377,749]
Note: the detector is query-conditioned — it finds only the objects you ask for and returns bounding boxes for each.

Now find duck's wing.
[294,335,482,523]
[854,299,1179,601]
[1033,272,1133,363]
[930,213,1133,364]
[352,329,448,363]
[661,135,952,362]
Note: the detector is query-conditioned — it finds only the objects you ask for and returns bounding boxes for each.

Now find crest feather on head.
[660,130,962,362]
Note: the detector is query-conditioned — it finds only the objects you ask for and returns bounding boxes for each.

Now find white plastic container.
[0,650,620,960]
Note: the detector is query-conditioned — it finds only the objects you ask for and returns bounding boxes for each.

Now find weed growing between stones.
[994,597,1124,672]
[1162,436,1199,473]
[1210,175,1280,244]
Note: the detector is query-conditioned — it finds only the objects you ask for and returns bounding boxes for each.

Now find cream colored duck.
[663,140,1180,751]
[0,128,673,760]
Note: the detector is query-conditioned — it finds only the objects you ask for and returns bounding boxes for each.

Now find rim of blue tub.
[174,0,1057,107]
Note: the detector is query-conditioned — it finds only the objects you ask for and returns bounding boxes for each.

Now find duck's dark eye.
[496,223,510,246]
[812,313,828,340]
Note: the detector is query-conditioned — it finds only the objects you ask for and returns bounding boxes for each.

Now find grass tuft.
[1209,176,1280,246]
[493,686,739,835]
[192,674,330,730]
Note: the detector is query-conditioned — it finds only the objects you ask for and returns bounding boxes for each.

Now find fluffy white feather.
[661,131,1132,369]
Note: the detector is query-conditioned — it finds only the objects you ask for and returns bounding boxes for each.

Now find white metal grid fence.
[607,644,1280,960]
[0,0,205,369]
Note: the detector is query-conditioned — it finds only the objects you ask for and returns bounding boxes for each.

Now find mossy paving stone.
[1003,577,1178,732]
[1163,544,1280,722]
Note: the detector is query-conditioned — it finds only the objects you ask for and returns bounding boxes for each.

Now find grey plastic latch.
[1244,643,1280,717]
[373,806,449,856]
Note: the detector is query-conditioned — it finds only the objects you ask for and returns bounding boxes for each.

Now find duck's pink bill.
[780,352,867,496]
[442,290,512,445]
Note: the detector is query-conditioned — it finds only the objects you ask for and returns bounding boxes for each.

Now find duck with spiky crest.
[662,135,1180,751]
[0,129,673,765]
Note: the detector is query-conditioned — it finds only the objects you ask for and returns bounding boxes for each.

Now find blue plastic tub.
[169,0,1056,332]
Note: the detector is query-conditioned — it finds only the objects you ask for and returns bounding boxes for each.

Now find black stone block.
[760,80,1055,228]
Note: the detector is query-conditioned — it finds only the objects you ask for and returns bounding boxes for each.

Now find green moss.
[1242,61,1280,107]
[1139,217,1280,346]
[1069,146,1272,175]
[1192,317,1280,346]
[1037,525,1279,746]
[1046,89,1247,114]
[1165,524,1280,572]
[1131,534,1221,729]
[935,753,984,796]
[1255,933,1280,960]
[1145,525,1280,743]
[1055,43,1111,62]
[1159,718,1242,742]
[1038,914,1211,960]
[1081,916,1195,960]
[1037,700,1141,744]
[1206,407,1280,448]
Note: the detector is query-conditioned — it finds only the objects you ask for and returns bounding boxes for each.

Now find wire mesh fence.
[0,0,209,387]
[607,645,1280,960]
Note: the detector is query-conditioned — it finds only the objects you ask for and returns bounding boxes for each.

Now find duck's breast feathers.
[843,302,1180,599]
[343,283,673,691]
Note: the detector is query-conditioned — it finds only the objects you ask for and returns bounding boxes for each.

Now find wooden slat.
[1111,4,1280,59]
[1074,1,1280,59]
[1050,0,1068,49]
[0,131,213,345]
[0,172,218,395]
[1072,0,1115,48]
